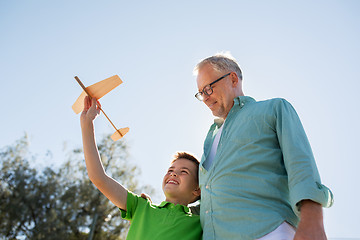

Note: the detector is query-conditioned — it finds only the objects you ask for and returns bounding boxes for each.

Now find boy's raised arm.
[80,96,128,210]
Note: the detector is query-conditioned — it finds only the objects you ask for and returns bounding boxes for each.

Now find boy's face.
[162,158,200,204]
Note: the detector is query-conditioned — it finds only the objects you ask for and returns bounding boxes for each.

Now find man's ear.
[230,72,239,87]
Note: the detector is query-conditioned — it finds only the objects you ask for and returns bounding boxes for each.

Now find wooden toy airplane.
[72,75,129,141]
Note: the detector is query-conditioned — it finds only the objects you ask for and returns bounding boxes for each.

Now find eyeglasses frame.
[195,72,231,101]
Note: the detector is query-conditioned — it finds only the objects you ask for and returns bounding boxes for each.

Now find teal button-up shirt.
[199,96,333,240]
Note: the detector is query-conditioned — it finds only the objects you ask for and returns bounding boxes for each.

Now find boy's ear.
[193,187,201,197]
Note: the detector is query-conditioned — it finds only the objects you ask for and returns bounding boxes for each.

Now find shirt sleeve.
[120,191,139,220]
[275,99,334,216]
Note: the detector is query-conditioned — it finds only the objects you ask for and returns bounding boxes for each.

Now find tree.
[0,134,52,239]
[0,134,154,239]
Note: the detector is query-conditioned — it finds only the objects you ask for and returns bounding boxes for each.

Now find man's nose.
[203,93,210,102]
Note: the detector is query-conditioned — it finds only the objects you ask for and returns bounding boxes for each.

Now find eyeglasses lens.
[204,85,213,96]
[196,93,203,101]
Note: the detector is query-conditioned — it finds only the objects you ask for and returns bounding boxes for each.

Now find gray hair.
[193,51,243,80]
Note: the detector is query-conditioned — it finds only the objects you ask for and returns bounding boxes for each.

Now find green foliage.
[0,134,154,240]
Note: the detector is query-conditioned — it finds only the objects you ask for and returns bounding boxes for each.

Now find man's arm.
[294,200,327,240]
[274,100,331,239]
[80,96,128,210]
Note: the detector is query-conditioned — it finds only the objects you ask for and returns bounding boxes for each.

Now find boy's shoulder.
[122,191,197,217]
[121,191,202,240]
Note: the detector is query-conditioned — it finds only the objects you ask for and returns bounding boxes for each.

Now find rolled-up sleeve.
[275,99,334,216]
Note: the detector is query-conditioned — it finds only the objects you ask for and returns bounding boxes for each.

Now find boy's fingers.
[82,96,98,112]
[83,96,90,110]
[91,97,99,109]
[90,97,102,115]
[91,98,102,110]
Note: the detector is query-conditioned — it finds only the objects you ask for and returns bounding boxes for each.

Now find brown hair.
[171,151,200,176]
[171,151,200,202]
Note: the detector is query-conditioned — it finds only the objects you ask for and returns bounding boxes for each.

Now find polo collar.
[158,201,191,214]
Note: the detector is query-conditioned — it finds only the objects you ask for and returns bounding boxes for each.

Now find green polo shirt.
[199,96,333,239]
[120,191,202,240]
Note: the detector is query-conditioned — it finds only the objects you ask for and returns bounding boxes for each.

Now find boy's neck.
[165,197,189,206]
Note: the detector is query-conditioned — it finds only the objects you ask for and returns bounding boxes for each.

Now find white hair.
[193,51,243,80]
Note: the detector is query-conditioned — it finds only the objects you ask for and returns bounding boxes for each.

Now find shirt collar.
[233,95,256,107]
[213,96,256,127]
[158,201,191,214]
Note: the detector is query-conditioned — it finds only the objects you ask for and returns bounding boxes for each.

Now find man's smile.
[208,101,217,109]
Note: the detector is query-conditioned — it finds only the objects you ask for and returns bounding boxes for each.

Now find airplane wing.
[72,75,122,114]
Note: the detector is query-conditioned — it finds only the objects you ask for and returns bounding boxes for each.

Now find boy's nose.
[170,172,177,176]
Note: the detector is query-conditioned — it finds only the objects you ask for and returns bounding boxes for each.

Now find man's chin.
[211,110,223,118]
[210,107,218,116]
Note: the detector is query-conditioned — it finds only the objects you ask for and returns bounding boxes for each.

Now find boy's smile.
[166,179,179,185]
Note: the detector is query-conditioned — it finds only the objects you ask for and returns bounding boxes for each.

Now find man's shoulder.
[240,98,295,118]
[254,97,293,110]
[257,97,288,105]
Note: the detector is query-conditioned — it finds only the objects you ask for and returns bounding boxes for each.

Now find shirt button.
[206,185,209,189]
[205,210,209,214]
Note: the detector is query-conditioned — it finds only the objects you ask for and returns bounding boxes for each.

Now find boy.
[80,96,202,240]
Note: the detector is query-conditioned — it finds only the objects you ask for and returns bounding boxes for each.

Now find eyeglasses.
[195,73,231,101]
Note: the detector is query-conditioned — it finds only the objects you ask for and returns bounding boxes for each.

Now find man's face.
[162,158,199,203]
[196,63,235,119]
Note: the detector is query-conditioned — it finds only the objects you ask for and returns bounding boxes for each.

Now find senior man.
[194,52,333,240]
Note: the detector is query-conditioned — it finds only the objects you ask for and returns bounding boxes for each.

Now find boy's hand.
[81,96,101,124]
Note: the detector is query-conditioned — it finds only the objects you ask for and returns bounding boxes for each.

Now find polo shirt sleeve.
[120,191,139,220]
[274,99,334,216]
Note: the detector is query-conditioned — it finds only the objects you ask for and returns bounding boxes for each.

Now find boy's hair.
[171,151,200,203]
[171,151,200,178]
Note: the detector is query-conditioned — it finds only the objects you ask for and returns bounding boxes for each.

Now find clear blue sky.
[1,1,359,238]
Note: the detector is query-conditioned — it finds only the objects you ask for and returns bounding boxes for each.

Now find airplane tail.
[111,127,130,141]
